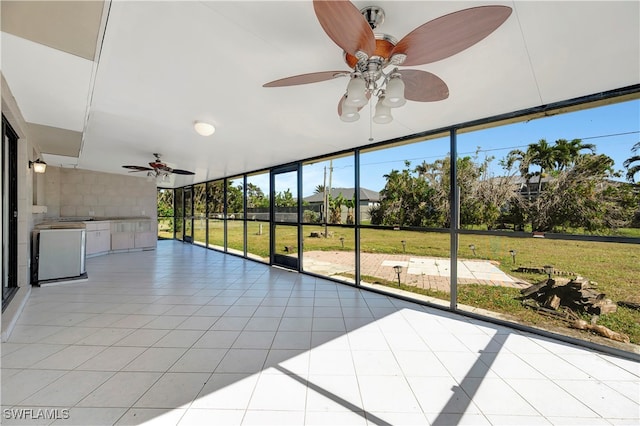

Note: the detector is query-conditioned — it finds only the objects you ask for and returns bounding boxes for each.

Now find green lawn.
[161,220,640,346]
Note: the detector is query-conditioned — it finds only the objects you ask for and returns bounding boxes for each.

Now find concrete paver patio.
[302,251,528,293]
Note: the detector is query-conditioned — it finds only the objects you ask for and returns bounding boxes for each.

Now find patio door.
[271,165,300,270]
[2,116,18,310]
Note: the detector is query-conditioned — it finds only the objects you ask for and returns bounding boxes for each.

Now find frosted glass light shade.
[194,121,215,136]
[383,77,406,107]
[344,77,367,107]
[340,98,360,122]
[29,159,47,173]
[373,97,392,124]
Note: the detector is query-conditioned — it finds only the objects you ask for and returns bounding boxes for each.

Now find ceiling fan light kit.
[344,74,368,107]
[264,1,512,125]
[373,95,393,124]
[339,96,360,122]
[383,74,407,108]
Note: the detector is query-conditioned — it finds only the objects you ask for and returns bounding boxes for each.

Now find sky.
[246,99,639,197]
[309,98,640,195]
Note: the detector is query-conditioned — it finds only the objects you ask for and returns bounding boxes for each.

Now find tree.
[624,142,640,183]
[207,181,225,214]
[514,154,637,232]
[193,184,206,216]
[471,156,519,229]
[506,138,594,198]
[246,183,269,209]
[374,156,517,229]
[505,139,639,232]
[553,138,595,170]
[275,189,296,207]
[328,193,345,224]
[344,194,356,225]
[373,161,441,227]
[313,184,326,194]
[504,147,534,199]
[525,139,556,195]
[226,183,243,215]
[157,188,174,217]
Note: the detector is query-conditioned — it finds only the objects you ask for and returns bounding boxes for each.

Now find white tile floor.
[1,240,638,425]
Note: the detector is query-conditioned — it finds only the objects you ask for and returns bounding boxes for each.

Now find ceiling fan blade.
[398,70,449,102]
[313,0,376,57]
[122,165,153,172]
[391,6,512,66]
[171,169,195,175]
[264,71,350,87]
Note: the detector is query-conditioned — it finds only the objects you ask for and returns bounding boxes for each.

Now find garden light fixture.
[393,265,402,286]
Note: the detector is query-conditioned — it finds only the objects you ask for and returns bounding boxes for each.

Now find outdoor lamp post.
[509,249,516,264]
[393,265,403,286]
[401,240,406,253]
[469,244,476,256]
[544,265,554,279]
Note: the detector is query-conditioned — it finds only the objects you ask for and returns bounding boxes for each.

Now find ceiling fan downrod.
[360,6,385,30]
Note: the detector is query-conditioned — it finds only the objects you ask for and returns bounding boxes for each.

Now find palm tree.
[525,139,557,195]
[623,142,640,183]
[505,148,533,199]
[313,184,326,194]
[553,138,596,170]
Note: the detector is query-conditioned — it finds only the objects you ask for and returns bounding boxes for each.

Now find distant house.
[303,187,380,221]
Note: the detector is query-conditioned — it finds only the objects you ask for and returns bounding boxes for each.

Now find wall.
[2,73,33,340]
[44,167,157,220]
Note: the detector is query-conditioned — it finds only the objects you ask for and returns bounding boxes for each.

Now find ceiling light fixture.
[29,158,47,173]
[194,121,215,136]
[147,170,170,181]
[340,62,405,124]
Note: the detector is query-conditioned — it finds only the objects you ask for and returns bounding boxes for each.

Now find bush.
[303,209,320,223]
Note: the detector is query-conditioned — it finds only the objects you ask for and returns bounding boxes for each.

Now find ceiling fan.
[122,153,195,180]
[264,0,512,123]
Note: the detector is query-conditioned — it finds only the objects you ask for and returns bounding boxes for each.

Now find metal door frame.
[270,164,301,270]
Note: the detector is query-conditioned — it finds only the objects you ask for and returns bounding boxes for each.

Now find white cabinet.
[111,231,135,250]
[85,221,111,257]
[111,219,157,252]
[134,220,157,249]
[135,232,156,248]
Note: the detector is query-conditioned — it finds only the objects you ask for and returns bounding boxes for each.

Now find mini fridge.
[32,227,86,283]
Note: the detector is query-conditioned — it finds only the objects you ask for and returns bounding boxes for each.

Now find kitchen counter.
[35,217,157,258]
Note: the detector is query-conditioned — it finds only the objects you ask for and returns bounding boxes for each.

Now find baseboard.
[1,286,31,342]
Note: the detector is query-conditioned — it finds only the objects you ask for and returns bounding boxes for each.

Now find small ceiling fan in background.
[122,153,195,180]
[264,0,512,123]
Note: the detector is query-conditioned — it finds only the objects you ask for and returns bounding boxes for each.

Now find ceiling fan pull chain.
[368,100,374,142]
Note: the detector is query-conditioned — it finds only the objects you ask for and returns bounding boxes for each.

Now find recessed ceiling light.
[194,121,215,136]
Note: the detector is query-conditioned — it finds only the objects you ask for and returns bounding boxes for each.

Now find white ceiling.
[2,1,639,188]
